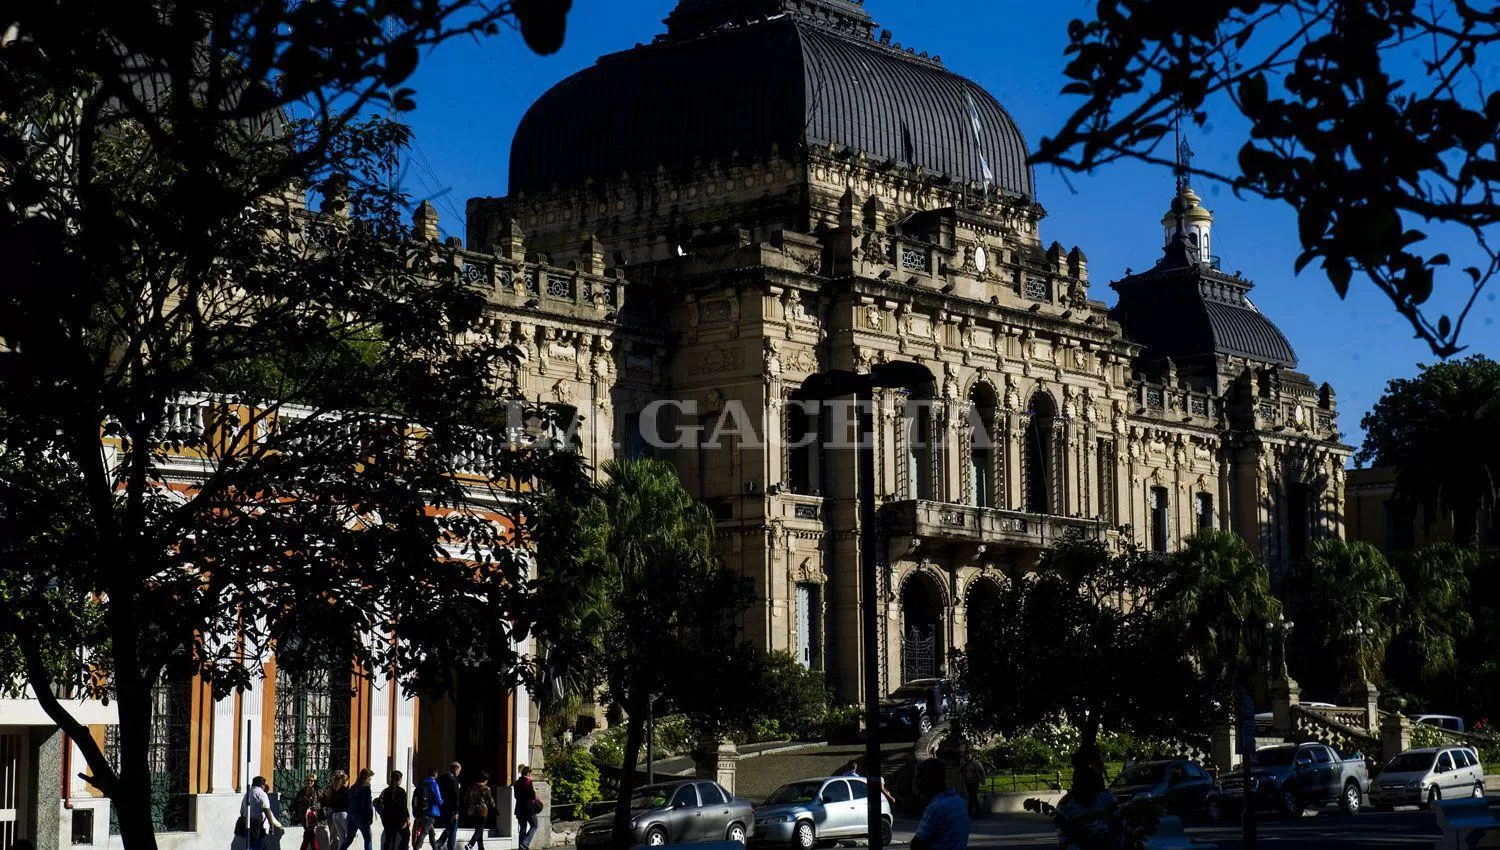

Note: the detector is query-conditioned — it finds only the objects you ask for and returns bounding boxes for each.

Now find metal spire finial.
[1174,111,1194,192]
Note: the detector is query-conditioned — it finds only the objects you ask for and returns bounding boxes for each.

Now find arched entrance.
[900,571,946,683]
[963,576,1006,655]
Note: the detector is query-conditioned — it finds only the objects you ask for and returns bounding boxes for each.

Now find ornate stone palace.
[438,0,1355,702]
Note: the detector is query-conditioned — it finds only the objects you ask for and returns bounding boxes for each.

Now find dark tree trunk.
[106,665,160,850]
[611,694,648,850]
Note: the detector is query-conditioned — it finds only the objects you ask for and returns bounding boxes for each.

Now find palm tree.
[1386,543,1475,702]
[1357,354,1500,548]
[1162,530,1282,681]
[1290,539,1402,693]
[552,458,749,849]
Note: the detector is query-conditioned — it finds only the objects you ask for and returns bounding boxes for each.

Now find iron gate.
[104,677,192,833]
[902,628,937,683]
[273,665,351,793]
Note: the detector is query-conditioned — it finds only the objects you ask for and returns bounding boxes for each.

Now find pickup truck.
[1217,742,1370,817]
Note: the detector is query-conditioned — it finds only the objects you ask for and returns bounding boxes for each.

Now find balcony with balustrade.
[878,498,1115,557]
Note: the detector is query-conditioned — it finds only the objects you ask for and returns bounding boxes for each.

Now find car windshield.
[1113,764,1167,786]
[766,782,822,805]
[629,786,673,810]
[889,684,933,699]
[1385,752,1437,773]
[1256,747,1297,767]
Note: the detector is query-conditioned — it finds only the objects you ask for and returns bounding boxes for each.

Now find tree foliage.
[0,3,577,849]
[1159,530,1282,683]
[1357,354,1500,547]
[1288,539,1402,695]
[959,537,1223,759]
[1386,543,1475,698]
[535,459,753,849]
[1035,0,1500,356]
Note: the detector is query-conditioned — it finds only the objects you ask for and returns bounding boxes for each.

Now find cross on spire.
[1174,113,1194,192]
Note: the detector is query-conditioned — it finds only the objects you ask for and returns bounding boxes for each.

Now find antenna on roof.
[1173,109,1193,193]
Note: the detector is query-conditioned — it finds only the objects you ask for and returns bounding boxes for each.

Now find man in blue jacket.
[412,767,445,850]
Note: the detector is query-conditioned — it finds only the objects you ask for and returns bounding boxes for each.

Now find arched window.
[1196,493,1215,531]
[969,385,999,508]
[1023,392,1056,514]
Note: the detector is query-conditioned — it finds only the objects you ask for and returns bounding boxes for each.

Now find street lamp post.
[798,361,934,850]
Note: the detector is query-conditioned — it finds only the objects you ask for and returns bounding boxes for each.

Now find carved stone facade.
[455,0,1350,700]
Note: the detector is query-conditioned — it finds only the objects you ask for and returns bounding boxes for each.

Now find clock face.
[974,246,988,272]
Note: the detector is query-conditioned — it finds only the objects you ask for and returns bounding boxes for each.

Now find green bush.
[823,704,862,742]
[544,741,602,821]
[746,651,830,741]
[984,735,1064,772]
[589,732,626,767]
[1410,722,1446,749]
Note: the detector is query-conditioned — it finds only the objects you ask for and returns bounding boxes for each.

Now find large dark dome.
[507,0,1034,198]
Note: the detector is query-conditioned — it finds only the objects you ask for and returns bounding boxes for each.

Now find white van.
[1370,746,1485,810]
[1410,714,1466,733]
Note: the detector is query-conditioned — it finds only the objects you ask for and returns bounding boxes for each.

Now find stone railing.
[1307,706,1376,734]
[1291,705,1380,759]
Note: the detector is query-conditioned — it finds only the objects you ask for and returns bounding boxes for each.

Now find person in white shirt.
[245,775,284,850]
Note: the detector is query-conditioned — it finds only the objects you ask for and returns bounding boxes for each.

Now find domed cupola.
[506,0,1035,199]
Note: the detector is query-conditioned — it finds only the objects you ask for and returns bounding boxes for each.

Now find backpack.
[412,782,431,815]
[465,785,490,819]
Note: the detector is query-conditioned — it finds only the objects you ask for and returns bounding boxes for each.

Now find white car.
[1370,746,1485,810]
[1410,714,1466,733]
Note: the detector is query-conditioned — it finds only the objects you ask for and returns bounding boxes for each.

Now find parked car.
[1370,747,1485,810]
[752,776,893,849]
[1409,714,1466,733]
[1109,759,1223,819]
[877,678,957,736]
[1217,742,1369,817]
[574,780,754,847]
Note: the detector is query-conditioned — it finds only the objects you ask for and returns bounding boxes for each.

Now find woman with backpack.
[462,771,496,850]
[376,771,412,850]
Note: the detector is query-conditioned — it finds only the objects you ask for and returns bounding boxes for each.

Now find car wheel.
[1280,789,1301,818]
[727,823,747,844]
[646,826,668,846]
[1424,787,1441,810]
[793,820,815,850]
[917,713,933,734]
[1473,783,1486,799]
[1340,782,1361,816]
[880,817,893,845]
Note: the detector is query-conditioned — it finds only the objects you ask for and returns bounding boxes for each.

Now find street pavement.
[881,804,1489,848]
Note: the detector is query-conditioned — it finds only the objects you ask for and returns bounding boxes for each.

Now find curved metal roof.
[507,12,1033,198]
[1109,249,1298,369]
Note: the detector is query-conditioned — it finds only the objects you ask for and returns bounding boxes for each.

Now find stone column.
[1210,724,1238,772]
[1380,710,1412,765]
[694,739,741,794]
[1270,675,1301,740]
[1344,680,1380,734]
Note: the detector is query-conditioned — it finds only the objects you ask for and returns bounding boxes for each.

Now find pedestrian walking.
[411,767,443,850]
[911,758,969,850]
[243,776,285,850]
[339,768,376,850]
[513,765,540,850]
[292,775,322,850]
[963,752,985,819]
[325,770,351,850]
[462,771,496,850]
[377,770,412,850]
[835,759,859,777]
[1050,764,1121,850]
[437,762,463,850]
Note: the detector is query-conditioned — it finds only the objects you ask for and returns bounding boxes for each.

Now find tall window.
[787,400,818,495]
[1383,500,1416,552]
[105,677,192,833]
[1150,486,1170,553]
[905,396,934,500]
[794,583,821,669]
[969,385,998,508]
[273,662,351,793]
[1286,482,1310,562]
[1196,493,1215,531]
[1023,393,1056,514]
[1096,439,1116,523]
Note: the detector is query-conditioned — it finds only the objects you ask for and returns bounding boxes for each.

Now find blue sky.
[395,0,1499,455]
